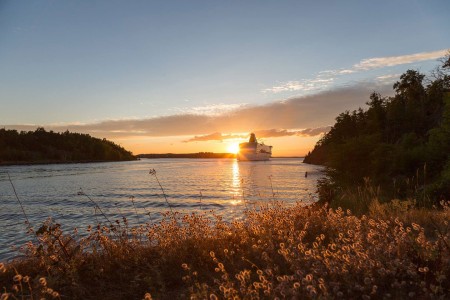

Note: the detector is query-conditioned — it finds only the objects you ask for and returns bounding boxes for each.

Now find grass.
[0,198,449,299]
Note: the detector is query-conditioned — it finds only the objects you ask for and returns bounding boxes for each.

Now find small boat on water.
[237,133,272,161]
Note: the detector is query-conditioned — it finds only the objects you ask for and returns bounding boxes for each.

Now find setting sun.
[227,143,240,154]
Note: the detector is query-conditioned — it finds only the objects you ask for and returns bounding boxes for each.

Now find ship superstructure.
[237,133,272,161]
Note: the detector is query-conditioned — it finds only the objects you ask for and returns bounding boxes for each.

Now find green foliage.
[305,55,450,204]
[0,128,135,164]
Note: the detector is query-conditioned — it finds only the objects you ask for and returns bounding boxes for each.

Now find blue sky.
[1,1,449,154]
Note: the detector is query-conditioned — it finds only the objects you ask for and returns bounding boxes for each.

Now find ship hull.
[237,152,271,161]
[238,142,272,161]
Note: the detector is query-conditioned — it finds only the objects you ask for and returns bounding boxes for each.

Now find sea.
[0,158,324,261]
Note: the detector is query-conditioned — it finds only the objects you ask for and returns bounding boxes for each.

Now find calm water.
[0,158,323,261]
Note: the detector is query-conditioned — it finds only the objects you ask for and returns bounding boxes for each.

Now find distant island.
[138,153,306,159]
[0,128,136,165]
[138,152,236,159]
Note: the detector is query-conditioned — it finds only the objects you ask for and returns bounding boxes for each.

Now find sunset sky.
[1,1,449,156]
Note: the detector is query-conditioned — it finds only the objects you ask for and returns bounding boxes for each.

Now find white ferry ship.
[237,133,272,161]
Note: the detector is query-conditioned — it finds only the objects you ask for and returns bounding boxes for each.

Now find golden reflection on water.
[230,159,242,205]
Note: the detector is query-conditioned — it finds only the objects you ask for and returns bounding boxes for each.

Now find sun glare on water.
[227,143,240,154]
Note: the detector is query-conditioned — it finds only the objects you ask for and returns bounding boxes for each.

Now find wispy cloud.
[265,49,449,94]
[172,103,247,115]
[338,49,449,75]
[349,49,448,71]
[4,82,384,140]
[262,72,334,93]
[184,132,246,142]
[183,127,332,143]
[375,73,402,84]
[254,127,331,138]
[262,77,334,93]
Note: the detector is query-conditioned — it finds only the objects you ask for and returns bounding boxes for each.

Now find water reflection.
[229,160,243,205]
[0,158,324,260]
[231,159,240,195]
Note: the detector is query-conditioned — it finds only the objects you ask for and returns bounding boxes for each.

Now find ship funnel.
[249,133,257,143]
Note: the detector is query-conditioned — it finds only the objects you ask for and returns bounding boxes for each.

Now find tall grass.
[0,199,448,299]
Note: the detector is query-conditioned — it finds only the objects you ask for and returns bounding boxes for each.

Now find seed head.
[39,277,47,286]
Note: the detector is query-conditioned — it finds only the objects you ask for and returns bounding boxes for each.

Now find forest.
[0,128,135,164]
[304,55,450,205]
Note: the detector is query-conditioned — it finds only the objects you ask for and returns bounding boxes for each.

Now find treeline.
[304,55,450,204]
[0,128,135,164]
[138,152,236,159]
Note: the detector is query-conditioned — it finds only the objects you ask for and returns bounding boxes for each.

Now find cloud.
[297,126,332,136]
[3,81,392,140]
[265,49,449,93]
[172,103,247,115]
[182,127,332,143]
[339,49,449,74]
[254,127,332,138]
[184,132,246,142]
[375,73,402,84]
[262,76,334,93]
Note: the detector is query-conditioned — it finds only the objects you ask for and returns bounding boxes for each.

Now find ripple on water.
[0,158,323,261]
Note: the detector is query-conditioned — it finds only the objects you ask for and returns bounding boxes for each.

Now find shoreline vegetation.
[0,159,136,167]
[0,128,136,166]
[305,55,450,208]
[138,154,304,159]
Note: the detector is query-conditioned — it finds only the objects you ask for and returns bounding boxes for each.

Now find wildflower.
[23,276,30,283]
[39,277,47,286]
[181,263,189,270]
[13,275,22,282]
[143,292,152,300]
[0,263,5,273]
[1,293,10,300]
[209,294,218,300]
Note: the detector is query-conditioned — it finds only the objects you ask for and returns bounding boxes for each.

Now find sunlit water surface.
[0,158,323,261]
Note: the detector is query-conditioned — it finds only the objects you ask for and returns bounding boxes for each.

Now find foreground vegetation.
[0,128,135,164]
[0,199,448,299]
[305,55,450,204]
